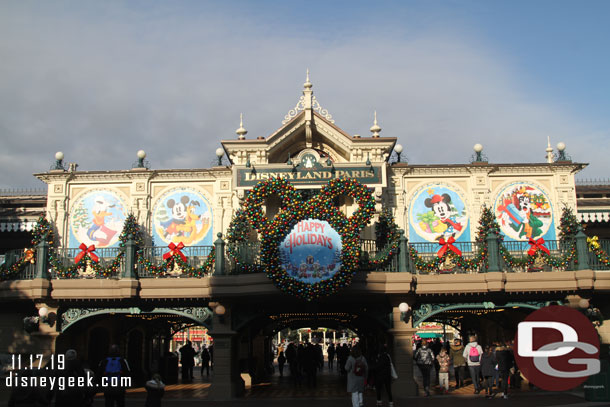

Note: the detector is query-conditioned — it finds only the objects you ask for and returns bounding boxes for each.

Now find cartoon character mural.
[153,188,213,246]
[69,190,127,248]
[409,185,470,244]
[494,183,555,241]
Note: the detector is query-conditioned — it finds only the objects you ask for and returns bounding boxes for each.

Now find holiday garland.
[136,243,215,277]
[362,208,401,268]
[239,177,375,301]
[409,206,495,273]
[588,236,610,267]
[409,205,580,273]
[498,206,577,270]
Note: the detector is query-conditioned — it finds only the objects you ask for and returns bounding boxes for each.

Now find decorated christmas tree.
[558,206,581,241]
[475,205,502,242]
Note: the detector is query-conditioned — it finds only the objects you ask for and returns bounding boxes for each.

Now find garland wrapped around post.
[362,208,400,268]
[588,236,610,267]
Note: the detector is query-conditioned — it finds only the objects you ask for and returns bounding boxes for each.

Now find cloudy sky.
[1,0,609,188]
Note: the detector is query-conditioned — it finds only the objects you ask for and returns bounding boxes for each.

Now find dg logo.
[515,305,600,391]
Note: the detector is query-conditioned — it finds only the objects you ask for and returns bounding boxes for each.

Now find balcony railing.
[137,246,214,278]
[51,247,125,278]
[2,234,609,281]
[409,241,486,274]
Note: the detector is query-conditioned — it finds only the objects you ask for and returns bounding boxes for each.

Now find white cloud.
[0,2,607,189]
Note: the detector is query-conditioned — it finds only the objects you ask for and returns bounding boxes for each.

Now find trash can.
[584,360,610,401]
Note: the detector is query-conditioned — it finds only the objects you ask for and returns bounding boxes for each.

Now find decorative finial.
[546,136,554,163]
[52,151,65,170]
[556,141,569,161]
[236,113,247,140]
[370,111,381,137]
[304,69,312,89]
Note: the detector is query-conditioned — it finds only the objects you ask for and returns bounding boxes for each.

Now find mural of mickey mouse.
[424,193,463,240]
[161,196,190,238]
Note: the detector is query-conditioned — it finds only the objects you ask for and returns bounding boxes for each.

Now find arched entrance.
[56,305,213,385]
[227,297,394,397]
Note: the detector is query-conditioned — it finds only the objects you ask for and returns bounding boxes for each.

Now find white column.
[333,331,336,343]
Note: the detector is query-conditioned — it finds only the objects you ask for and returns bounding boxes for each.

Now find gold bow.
[587,236,600,250]
[23,248,35,264]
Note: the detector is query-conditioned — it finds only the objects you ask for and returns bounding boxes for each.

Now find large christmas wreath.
[239,177,375,300]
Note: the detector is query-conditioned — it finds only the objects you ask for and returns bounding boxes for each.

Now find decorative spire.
[304,68,312,90]
[236,113,247,140]
[370,110,381,137]
[283,70,334,125]
[546,136,553,163]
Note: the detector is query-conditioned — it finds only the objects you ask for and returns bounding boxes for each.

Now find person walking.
[437,347,451,394]
[414,341,434,397]
[98,344,131,407]
[449,339,466,389]
[345,344,368,407]
[450,338,466,389]
[278,351,287,377]
[327,343,335,370]
[200,346,211,378]
[495,341,514,399]
[145,373,165,407]
[373,345,394,407]
[179,341,195,382]
[463,335,483,394]
[481,346,497,398]
[52,349,87,407]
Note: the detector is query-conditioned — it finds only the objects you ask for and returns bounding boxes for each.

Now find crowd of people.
[274,341,396,407]
[414,334,517,399]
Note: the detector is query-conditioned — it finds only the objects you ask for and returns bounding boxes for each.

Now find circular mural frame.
[69,188,128,248]
[152,186,214,247]
[493,181,555,241]
[408,182,470,243]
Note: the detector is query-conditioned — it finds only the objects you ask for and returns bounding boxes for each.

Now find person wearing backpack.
[98,344,131,407]
[462,335,483,394]
[345,344,368,407]
[414,341,434,397]
[145,373,165,407]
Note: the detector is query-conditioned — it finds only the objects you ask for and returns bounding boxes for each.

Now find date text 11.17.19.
[11,354,65,370]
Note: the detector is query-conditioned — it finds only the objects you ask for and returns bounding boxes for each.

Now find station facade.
[2,75,609,399]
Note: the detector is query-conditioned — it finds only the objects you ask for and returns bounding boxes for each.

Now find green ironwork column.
[35,235,50,279]
[215,233,226,275]
[397,229,410,273]
[575,227,591,270]
[486,233,501,272]
[123,234,137,279]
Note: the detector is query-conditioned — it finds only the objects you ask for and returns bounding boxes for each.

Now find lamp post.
[137,150,146,168]
[399,302,410,322]
[394,144,403,163]
[215,148,224,166]
[53,151,65,170]
[557,142,567,161]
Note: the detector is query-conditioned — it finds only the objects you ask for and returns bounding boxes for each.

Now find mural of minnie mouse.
[424,193,464,240]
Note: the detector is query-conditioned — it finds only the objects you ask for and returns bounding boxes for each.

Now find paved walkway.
[83,364,608,407]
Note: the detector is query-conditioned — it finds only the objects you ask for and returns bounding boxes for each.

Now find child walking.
[437,348,451,394]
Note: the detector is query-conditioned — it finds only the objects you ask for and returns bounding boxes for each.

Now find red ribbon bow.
[75,243,99,264]
[437,236,462,258]
[163,242,187,263]
[527,238,550,256]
